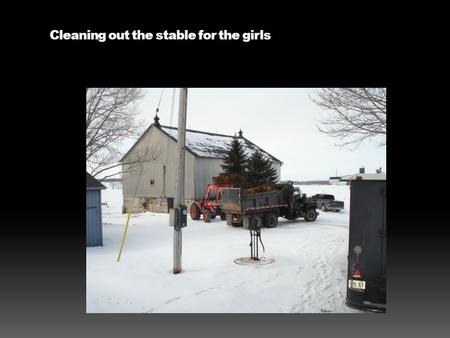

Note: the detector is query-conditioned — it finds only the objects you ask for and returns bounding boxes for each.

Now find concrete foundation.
[122,196,194,214]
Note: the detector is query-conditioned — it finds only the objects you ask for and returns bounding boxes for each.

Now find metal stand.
[234,227,273,266]
[249,227,265,260]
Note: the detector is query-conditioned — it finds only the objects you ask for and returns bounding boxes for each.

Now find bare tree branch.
[91,159,141,178]
[86,88,146,177]
[311,88,386,148]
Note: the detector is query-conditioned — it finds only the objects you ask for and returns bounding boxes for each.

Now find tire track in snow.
[194,287,221,295]
[164,296,181,304]
[234,281,254,288]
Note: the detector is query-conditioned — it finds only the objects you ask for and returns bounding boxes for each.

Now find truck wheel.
[250,215,263,229]
[210,214,216,220]
[264,213,278,228]
[220,213,226,221]
[203,210,211,223]
[190,203,201,220]
[321,204,327,212]
[304,209,317,222]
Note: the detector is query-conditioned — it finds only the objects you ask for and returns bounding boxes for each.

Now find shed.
[86,173,106,247]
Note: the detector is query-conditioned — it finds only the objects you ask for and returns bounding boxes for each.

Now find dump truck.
[220,182,318,228]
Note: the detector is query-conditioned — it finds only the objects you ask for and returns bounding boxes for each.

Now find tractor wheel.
[264,213,278,228]
[203,210,211,223]
[304,209,318,222]
[220,213,227,221]
[190,203,201,220]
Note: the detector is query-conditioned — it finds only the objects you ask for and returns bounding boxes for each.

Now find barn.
[120,116,283,213]
[86,173,106,247]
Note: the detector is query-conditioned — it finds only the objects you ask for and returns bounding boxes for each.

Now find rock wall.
[123,196,194,214]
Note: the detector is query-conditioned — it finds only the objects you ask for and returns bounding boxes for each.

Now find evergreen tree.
[246,150,278,187]
[220,137,248,176]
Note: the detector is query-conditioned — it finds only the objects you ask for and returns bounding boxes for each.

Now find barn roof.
[86,172,106,190]
[120,124,283,164]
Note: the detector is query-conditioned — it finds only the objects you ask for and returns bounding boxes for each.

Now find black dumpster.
[346,175,386,313]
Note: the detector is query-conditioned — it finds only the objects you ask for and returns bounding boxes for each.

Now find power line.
[156,88,165,114]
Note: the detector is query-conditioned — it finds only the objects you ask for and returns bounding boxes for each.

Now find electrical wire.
[156,88,165,113]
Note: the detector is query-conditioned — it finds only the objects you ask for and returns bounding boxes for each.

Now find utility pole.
[173,88,187,274]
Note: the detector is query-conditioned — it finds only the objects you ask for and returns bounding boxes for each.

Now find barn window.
[150,179,155,186]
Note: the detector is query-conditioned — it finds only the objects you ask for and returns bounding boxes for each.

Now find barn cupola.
[238,129,243,138]
[153,112,161,128]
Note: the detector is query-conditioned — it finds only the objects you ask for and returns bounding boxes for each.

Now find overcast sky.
[126,88,386,181]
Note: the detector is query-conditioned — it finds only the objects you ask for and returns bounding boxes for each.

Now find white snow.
[87,183,361,313]
[161,126,281,163]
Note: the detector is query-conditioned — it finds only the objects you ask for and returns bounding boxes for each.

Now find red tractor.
[190,184,232,222]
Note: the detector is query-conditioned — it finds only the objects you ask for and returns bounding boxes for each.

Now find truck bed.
[221,187,289,214]
[327,200,344,209]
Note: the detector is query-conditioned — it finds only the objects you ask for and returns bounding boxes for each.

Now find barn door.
[167,197,174,213]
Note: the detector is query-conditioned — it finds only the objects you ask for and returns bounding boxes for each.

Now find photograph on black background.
[85,88,386,313]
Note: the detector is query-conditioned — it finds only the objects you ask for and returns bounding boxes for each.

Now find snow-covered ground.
[87,183,361,313]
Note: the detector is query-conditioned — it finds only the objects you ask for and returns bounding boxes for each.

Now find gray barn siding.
[194,158,223,199]
[86,189,103,247]
[122,127,196,200]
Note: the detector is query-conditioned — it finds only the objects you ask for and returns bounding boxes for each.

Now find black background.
[2,13,449,338]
